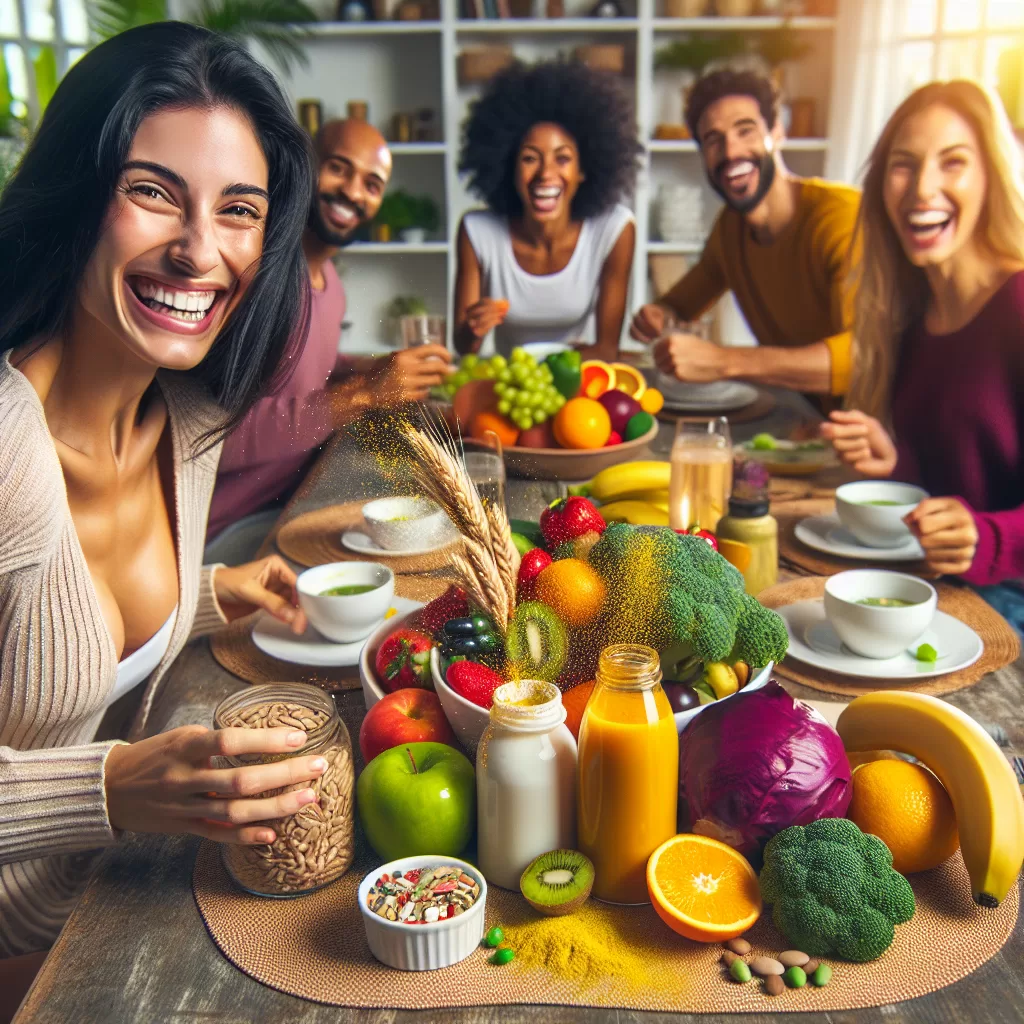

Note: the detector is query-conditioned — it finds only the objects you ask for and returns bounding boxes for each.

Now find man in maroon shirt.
[206,120,451,562]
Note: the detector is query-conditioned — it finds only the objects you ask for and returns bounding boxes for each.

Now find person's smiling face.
[883,103,988,268]
[77,104,269,371]
[698,94,780,213]
[514,122,584,223]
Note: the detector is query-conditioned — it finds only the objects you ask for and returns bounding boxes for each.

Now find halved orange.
[580,360,614,399]
[647,833,762,942]
[610,362,647,400]
[716,537,752,574]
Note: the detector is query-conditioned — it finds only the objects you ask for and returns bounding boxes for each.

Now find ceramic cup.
[296,562,395,643]
[835,480,929,549]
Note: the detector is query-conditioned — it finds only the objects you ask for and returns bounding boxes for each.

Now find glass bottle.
[715,495,779,596]
[476,680,577,890]
[577,645,678,904]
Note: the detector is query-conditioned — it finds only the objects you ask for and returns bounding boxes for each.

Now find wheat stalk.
[486,501,519,622]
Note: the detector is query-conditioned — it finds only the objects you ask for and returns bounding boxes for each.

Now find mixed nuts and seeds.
[366,866,481,925]
[722,935,833,996]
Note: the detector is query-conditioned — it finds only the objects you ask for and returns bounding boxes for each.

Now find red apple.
[518,421,558,449]
[359,689,456,763]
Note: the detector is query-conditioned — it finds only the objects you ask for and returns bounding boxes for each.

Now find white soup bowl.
[835,480,928,549]
[296,562,394,644]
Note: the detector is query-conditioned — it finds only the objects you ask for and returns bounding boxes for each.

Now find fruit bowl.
[358,605,423,711]
[673,662,772,733]
[430,647,489,756]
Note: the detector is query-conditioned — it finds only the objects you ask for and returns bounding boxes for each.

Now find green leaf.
[88,0,168,41]
[33,46,58,119]
[193,0,318,75]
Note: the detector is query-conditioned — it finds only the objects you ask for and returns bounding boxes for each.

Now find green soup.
[321,583,379,597]
[860,499,904,506]
[857,597,918,608]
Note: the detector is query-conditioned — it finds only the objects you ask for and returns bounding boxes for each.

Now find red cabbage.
[679,680,851,859]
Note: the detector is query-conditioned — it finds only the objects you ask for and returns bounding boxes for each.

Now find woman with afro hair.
[455,60,642,360]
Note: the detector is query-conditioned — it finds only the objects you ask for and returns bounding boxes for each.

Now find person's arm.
[453,218,507,355]
[659,226,729,322]
[719,340,835,393]
[577,220,636,362]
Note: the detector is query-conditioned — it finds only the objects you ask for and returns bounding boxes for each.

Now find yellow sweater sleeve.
[660,217,728,320]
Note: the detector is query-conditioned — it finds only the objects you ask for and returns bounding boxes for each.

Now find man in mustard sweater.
[631,68,859,403]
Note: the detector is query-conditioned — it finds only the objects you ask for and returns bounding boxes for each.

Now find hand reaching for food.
[465,298,510,340]
[904,497,979,576]
[653,332,727,384]
[821,410,898,477]
[213,555,306,634]
[629,303,673,344]
[371,345,453,405]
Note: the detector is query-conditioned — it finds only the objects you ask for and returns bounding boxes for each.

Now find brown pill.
[779,950,810,968]
[727,937,752,955]
[721,950,739,967]
[750,956,785,977]
[765,974,785,996]
[803,958,820,976]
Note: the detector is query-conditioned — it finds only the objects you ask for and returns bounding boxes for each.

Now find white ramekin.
[357,854,487,971]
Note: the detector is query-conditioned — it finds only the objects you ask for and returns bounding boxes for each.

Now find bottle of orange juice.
[577,644,678,904]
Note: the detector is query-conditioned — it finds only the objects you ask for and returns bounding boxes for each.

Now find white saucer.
[657,377,759,413]
[795,514,925,562]
[251,597,422,667]
[778,599,983,680]
[341,527,458,558]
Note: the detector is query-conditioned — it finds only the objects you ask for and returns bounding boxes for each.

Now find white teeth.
[132,278,217,320]
[532,186,561,198]
[329,201,356,222]
[726,161,756,179]
[908,210,951,227]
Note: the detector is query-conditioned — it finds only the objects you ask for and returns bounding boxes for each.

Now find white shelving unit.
[245,1,839,352]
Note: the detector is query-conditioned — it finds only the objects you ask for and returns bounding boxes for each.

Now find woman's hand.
[821,410,898,477]
[104,725,328,844]
[653,332,728,383]
[370,346,453,405]
[905,498,979,576]
[463,298,509,340]
[213,555,306,634]
[630,303,673,344]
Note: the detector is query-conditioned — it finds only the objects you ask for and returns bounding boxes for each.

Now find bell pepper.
[545,350,582,400]
[675,523,719,551]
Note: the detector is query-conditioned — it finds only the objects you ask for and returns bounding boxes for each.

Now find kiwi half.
[506,601,567,682]
[519,849,595,916]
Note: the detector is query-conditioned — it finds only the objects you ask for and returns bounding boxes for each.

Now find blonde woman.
[822,80,1024,623]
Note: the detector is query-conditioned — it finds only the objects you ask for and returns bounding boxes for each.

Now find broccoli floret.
[759,819,916,962]
[731,592,789,667]
[691,603,734,663]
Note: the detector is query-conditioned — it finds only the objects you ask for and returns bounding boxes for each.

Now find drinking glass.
[400,314,446,348]
[669,417,732,533]
[464,451,506,512]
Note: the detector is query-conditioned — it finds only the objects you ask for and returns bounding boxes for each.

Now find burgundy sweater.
[891,270,1024,587]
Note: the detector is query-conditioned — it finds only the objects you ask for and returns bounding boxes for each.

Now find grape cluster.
[441,348,567,433]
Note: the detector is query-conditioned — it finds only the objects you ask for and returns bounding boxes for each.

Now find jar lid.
[728,496,770,518]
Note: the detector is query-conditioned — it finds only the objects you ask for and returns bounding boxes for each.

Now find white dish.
[834,480,928,549]
[342,527,458,558]
[358,854,487,971]
[254,596,422,668]
[297,562,395,643]
[795,514,925,562]
[359,605,424,709]
[777,599,983,680]
[823,570,937,659]
[655,375,759,412]
[361,496,453,552]
[673,662,773,732]
[431,647,489,758]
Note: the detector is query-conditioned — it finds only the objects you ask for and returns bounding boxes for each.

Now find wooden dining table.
[13,387,1024,1024]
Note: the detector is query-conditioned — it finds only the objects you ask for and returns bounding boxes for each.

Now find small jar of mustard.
[716,496,778,596]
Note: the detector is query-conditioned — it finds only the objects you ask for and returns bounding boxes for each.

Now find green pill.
[729,959,752,983]
[811,964,832,987]
[485,927,504,948]
[784,966,807,988]
[915,643,938,663]
[489,947,515,965]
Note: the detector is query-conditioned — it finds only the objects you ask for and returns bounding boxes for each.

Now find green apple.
[356,741,475,861]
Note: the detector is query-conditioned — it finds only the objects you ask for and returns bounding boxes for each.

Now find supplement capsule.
[485,926,504,948]
[490,947,515,966]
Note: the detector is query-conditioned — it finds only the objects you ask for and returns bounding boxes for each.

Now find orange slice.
[647,833,762,942]
[610,362,647,400]
[580,360,614,399]
[717,537,752,574]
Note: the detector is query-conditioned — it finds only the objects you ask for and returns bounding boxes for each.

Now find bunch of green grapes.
[440,349,567,432]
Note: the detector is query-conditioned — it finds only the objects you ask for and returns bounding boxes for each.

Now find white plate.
[341,526,457,558]
[657,377,759,412]
[252,596,422,667]
[778,599,983,680]
[795,514,925,562]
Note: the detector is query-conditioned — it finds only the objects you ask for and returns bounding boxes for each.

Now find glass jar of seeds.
[213,683,355,897]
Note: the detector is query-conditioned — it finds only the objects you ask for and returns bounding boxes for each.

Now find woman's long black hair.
[0,21,313,440]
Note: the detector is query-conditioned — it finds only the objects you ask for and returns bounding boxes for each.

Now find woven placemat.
[193,841,1017,1012]
[775,499,937,578]
[276,501,462,572]
[760,575,1020,697]
[657,387,776,427]
[209,575,455,688]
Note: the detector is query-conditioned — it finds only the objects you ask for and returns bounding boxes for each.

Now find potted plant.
[402,193,441,244]
[653,34,745,131]
[372,190,414,242]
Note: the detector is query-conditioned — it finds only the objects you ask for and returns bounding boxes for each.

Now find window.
[1,0,90,127]
[895,0,1024,125]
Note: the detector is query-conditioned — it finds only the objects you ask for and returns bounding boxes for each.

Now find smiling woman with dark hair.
[0,22,331,996]
[454,59,642,360]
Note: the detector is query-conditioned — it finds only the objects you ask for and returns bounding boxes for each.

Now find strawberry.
[604,431,623,447]
[540,496,606,549]
[446,660,505,709]
[418,585,469,638]
[517,547,553,599]
[374,628,434,692]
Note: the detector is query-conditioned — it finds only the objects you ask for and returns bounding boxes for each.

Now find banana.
[597,500,670,526]
[573,461,671,504]
[837,691,1024,908]
[615,488,670,512]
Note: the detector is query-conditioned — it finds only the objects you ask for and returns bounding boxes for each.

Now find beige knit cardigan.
[0,353,229,956]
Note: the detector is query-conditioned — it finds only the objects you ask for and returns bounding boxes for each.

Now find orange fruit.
[611,362,647,400]
[534,558,607,626]
[846,749,902,771]
[639,388,665,415]
[471,410,519,447]
[647,834,762,942]
[716,537,752,573]
[847,759,960,874]
[553,397,612,450]
[561,680,595,740]
[580,360,614,399]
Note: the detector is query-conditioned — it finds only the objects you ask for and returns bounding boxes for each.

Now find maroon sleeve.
[957,499,1024,586]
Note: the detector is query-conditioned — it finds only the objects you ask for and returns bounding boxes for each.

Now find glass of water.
[400,314,446,348]
[464,451,506,511]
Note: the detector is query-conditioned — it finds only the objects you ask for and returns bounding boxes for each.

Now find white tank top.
[463,204,634,356]
[105,606,177,709]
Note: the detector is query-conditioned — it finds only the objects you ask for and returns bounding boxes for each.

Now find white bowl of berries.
[430,649,497,757]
